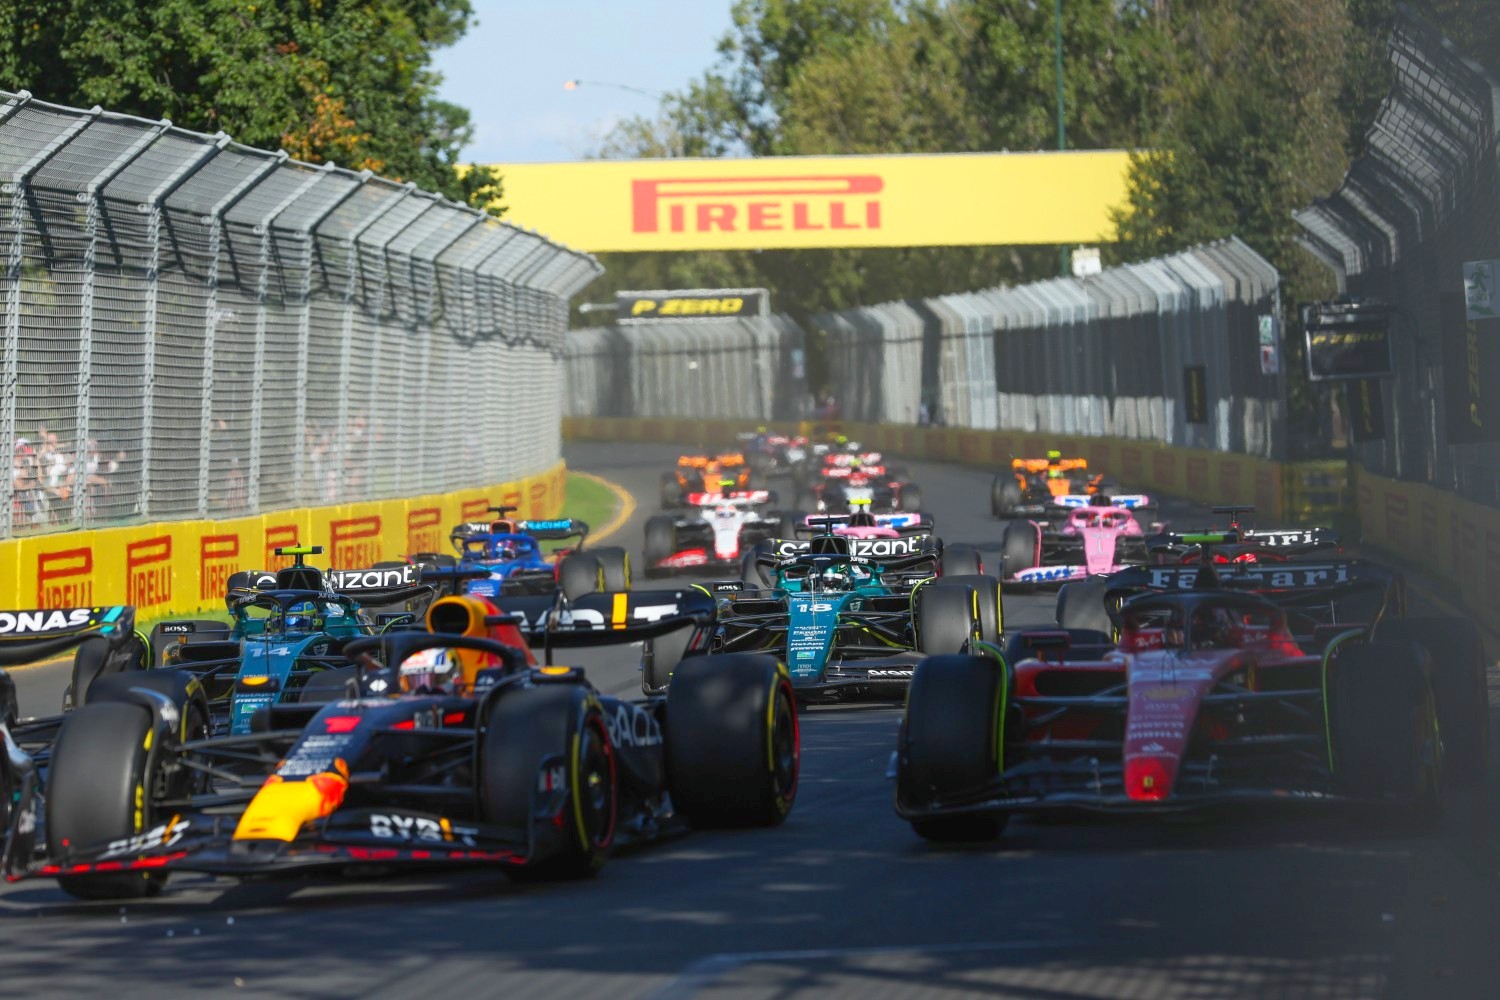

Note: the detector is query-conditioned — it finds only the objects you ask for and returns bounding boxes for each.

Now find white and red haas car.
[643,490,800,577]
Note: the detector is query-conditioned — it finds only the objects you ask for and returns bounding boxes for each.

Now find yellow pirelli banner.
[489,151,1133,252]
[0,462,566,618]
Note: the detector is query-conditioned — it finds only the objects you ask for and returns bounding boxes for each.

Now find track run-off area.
[3,441,1499,998]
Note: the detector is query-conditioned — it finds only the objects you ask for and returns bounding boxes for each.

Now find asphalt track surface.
[3,441,1499,998]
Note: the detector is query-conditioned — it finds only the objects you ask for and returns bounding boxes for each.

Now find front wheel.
[482,684,616,878]
[667,654,798,828]
[47,702,168,899]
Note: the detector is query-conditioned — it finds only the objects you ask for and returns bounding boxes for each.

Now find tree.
[0,0,502,214]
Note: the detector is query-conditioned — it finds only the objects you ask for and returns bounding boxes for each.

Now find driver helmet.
[400,647,459,694]
[818,563,851,590]
[283,599,319,632]
[493,540,521,562]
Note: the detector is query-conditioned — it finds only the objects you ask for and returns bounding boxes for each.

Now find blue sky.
[434,1,734,164]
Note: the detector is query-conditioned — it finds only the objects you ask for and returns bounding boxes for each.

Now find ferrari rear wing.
[0,606,136,667]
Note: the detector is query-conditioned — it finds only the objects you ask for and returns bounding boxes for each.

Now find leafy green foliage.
[0,0,501,214]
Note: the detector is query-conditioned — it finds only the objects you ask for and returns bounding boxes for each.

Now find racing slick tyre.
[666,654,798,828]
[558,553,603,601]
[482,683,616,879]
[1000,521,1039,580]
[932,574,1002,645]
[643,515,678,578]
[148,619,230,668]
[915,583,979,655]
[1056,576,1113,637]
[898,654,1008,842]
[1329,641,1441,803]
[643,621,698,696]
[992,476,1022,518]
[47,702,172,899]
[592,546,631,592]
[1375,618,1488,785]
[898,484,924,513]
[940,543,983,578]
[659,472,684,508]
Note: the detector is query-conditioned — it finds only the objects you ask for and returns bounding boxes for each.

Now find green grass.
[548,472,625,552]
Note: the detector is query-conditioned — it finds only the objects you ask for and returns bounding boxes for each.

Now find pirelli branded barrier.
[1354,468,1500,626]
[0,463,565,618]
[561,417,1349,523]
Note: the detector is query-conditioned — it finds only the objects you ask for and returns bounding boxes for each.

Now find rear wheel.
[1056,576,1112,636]
[898,654,1008,842]
[482,684,616,878]
[591,546,631,592]
[932,575,1002,645]
[1330,641,1441,802]
[940,543,983,578]
[558,554,602,600]
[659,472,684,508]
[666,654,798,827]
[992,477,1022,518]
[1375,618,1488,785]
[643,515,677,576]
[915,584,978,655]
[47,702,167,899]
[1000,521,1039,579]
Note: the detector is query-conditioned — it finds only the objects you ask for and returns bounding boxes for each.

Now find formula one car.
[736,429,807,479]
[131,547,439,736]
[642,486,799,577]
[800,453,923,514]
[695,522,1001,702]
[419,507,630,600]
[999,496,1151,587]
[895,544,1486,842]
[5,590,798,900]
[992,452,1129,517]
[1146,506,1341,563]
[660,453,753,507]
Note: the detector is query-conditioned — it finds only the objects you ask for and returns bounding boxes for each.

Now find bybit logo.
[631,175,884,234]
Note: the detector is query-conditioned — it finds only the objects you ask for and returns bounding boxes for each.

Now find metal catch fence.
[1295,11,1500,506]
[0,90,600,539]
[812,238,1286,458]
[563,314,806,422]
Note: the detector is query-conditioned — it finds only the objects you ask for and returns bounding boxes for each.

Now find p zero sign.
[617,289,768,322]
[488,151,1133,252]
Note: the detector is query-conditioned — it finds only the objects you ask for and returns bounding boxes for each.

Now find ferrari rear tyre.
[1373,618,1487,784]
[592,546,631,592]
[898,654,1008,842]
[1330,641,1440,802]
[940,543,983,578]
[558,554,602,601]
[666,654,798,828]
[916,584,978,655]
[47,702,168,899]
[482,684,616,878]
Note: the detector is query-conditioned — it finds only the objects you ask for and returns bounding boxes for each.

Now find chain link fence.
[1294,11,1500,506]
[0,90,600,539]
[563,314,806,421]
[812,238,1286,458]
